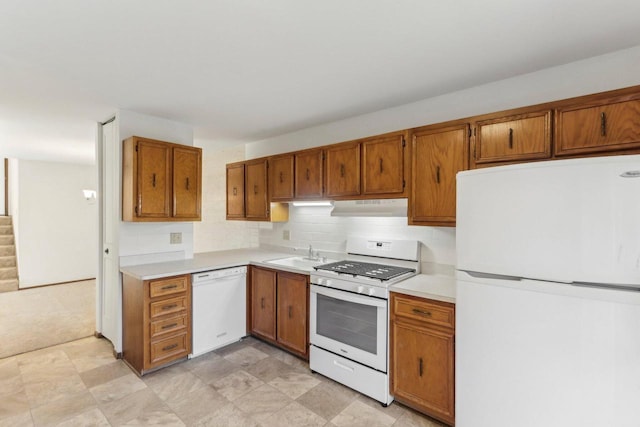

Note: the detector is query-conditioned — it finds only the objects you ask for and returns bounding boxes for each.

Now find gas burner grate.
[314,260,415,281]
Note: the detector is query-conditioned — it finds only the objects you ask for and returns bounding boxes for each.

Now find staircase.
[0,216,19,292]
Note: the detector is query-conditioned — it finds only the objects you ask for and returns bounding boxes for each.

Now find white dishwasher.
[191,266,247,358]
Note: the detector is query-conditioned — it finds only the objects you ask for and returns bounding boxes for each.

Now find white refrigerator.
[455,155,640,427]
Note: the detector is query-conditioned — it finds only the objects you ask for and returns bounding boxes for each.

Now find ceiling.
[2,0,640,164]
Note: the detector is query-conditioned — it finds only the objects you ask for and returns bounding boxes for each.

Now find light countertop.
[390,274,456,303]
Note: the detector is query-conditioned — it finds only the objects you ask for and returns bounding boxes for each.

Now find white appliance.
[456,155,640,427]
[191,266,247,358]
[310,236,419,406]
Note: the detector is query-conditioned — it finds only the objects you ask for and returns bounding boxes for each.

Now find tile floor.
[0,280,95,358]
[0,336,446,427]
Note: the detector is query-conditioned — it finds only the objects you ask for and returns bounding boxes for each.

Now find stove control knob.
[357,285,364,294]
[368,287,376,296]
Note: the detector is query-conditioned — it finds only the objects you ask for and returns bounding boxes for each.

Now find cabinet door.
[137,140,172,218]
[362,134,405,195]
[556,99,640,156]
[173,146,201,219]
[245,160,269,220]
[270,155,295,201]
[475,110,551,164]
[410,124,469,225]
[295,149,324,199]
[325,142,360,198]
[250,267,276,341]
[226,164,245,219]
[391,321,455,425]
[276,272,308,358]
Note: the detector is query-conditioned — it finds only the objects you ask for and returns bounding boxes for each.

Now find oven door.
[310,284,387,372]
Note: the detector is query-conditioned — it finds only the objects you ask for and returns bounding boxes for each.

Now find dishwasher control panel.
[192,266,247,283]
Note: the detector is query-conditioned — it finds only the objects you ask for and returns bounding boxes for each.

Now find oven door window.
[316,293,378,354]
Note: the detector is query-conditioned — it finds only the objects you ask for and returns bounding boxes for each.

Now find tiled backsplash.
[259,205,456,275]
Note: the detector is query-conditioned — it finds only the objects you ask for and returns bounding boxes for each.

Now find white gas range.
[309,236,420,406]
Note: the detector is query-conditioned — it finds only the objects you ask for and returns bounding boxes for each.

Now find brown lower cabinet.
[122,273,192,375]
[390,292,455,426]
[249,266,309,359]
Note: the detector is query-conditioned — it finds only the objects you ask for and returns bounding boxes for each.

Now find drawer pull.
[288,305,292,319]
[508,128,514,148]
[161,323,178,330]
[261,297,265,309]
[412,308,432,317]
[601,112,607,136]
[162,343,178,351]
[419,357,424,377]
[161,284,178,291]
[162,304,178,310]
[333,360,355,373]
[379,158,383,174]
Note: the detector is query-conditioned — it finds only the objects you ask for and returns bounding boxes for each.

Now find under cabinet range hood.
[330,198,408,217]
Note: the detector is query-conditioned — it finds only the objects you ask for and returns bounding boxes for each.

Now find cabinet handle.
[162,303,178,310]
[161,284,178,290]
[254,184,258,195]
[508,128,514,149]
[186,177,189,190]
[152,173,156,187]
[288,306,292,319]
[306,169,310,180]
[279,172,283,183]
[412,308,432,317]
[419,357,424,377]
[436,166,440,184]
[162,343,178,351]
[379,158,383,174]
[261,297,265,309]
[340,164,345,177]
[601,112,607,136]
[233,187,237,196]
[161,323,178,330]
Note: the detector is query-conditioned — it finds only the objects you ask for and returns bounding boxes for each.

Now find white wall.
[0,160,4,215]
[193,142,261,253]
[246,45,640,158]
[16,159,97,287]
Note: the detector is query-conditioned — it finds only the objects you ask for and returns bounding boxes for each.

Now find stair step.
[0,235,14,245]
[0,217,12,226]
[0,225,13,235]
[0,267,18,280]
[0,246,15,257]
[0,256,16,268]
[0,279,18,293]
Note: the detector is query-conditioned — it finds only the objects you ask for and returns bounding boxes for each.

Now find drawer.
[393,295,455,329]
[150,333,189,365]
[150,314,187,339]
[149,276,188,298]
[149,295,187,319]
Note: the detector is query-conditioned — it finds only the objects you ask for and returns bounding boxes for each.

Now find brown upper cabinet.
[295,149,324,199]
[226,163,245,219]
[473,110,552,166]
[269,154,295,201]
[245,159,269,220]
[362,132,406,196]
[325,142,361,198]
[410,124,469,226]
[123,136,202,222]
[555,97,640,156]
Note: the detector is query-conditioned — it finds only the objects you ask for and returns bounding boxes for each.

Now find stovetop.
[314,260,416,282]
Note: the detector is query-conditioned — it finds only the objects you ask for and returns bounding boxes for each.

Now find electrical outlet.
[282,230,290,241]
[170,232,182,244]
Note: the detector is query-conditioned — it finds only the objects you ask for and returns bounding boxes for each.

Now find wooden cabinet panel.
[149,295,188,319]
[270,155,295,201]
[245,159,269,220]
[276,272,308,357]
[149,276,188,298]
[250,267,277,341]
[474,110,551,164]
[556,99,640,156]
[390,293,455,426]
[136,140,171,218]
[226,163,245,219]
[295,149,324,199]
[173,146,201,219]
[410,124,469,226]
[362,134,405,195]
[325,142,360,197]
[150,314,187,339]
[149,333,189,367]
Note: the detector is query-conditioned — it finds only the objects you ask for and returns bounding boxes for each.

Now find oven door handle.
[310,284,387,308]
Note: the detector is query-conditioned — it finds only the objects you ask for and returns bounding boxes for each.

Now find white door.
[99,118,121,351]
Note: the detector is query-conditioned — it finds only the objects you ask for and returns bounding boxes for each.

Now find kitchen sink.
[265,256,338,272]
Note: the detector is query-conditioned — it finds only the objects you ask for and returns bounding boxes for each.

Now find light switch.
[170,232,182,244]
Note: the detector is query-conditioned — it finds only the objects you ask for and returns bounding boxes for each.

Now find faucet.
[308,244,315,260]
